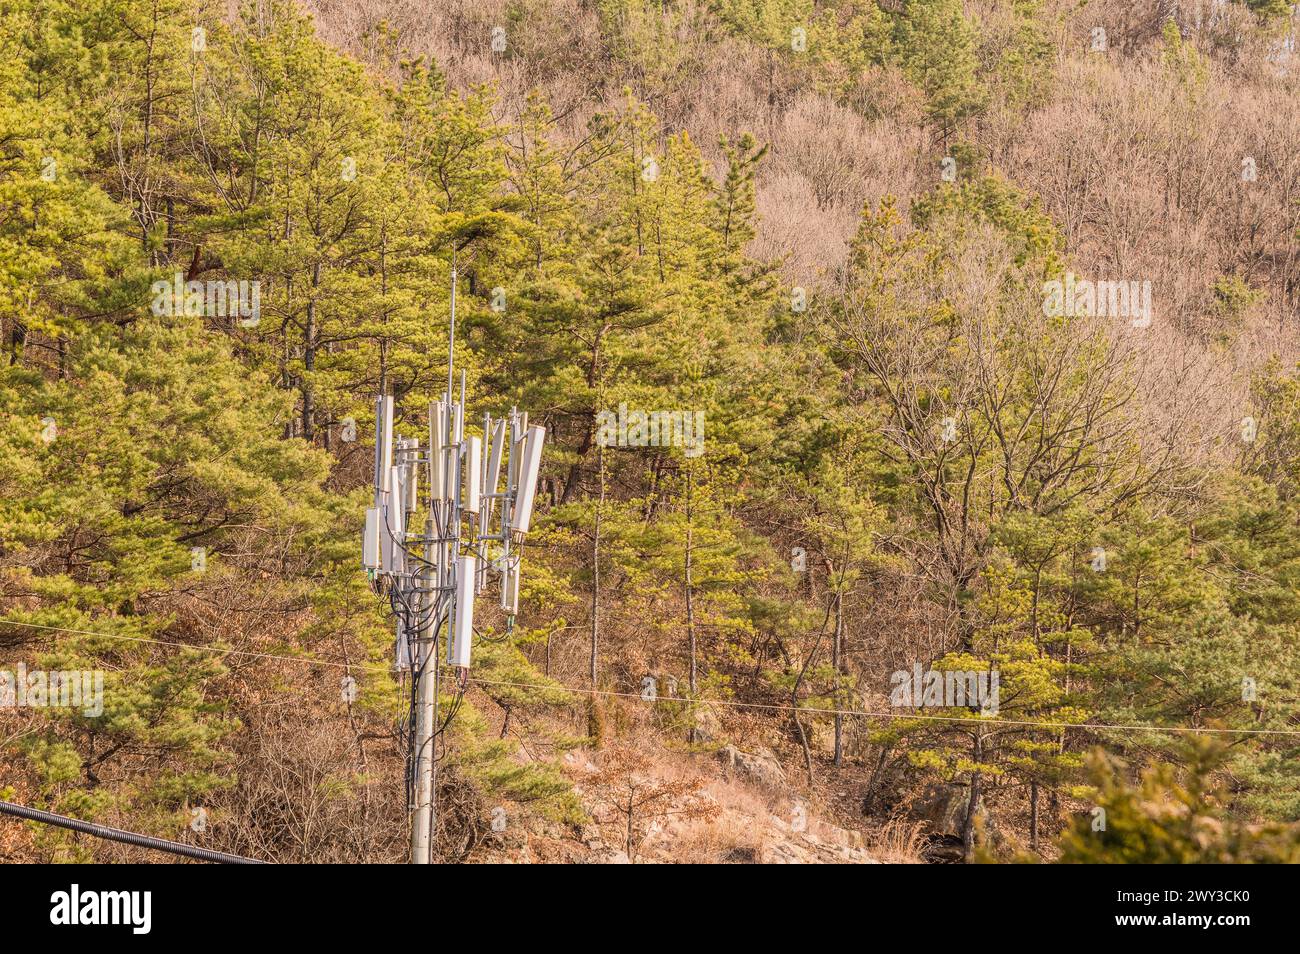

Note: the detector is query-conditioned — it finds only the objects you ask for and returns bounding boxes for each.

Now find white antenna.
[430,402,447,501]
[362,508,380,572]
[463,435,482,515]
[379,394,394,494]
[512,425,546,538]
[449,555,476,668]
[484,417,505,512]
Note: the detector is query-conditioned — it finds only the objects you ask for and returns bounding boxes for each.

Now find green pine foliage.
[2,0,1298,863]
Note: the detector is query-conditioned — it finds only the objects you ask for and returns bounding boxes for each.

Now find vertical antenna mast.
[447,253,457,411]
[368,257,546,864]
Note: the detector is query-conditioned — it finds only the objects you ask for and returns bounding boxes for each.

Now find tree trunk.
[1029,779,1039,851]
[684,471,699,744]
[591,441,603,687]
[625,795,635,863]
[302,262,319,441]
[962,731,983,861]
[685,547,697,699]
[832,589,844,767]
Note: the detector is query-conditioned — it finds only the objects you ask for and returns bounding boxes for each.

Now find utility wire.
[462,677,1300,738]
[6,618,1300,738]
[0,618,390,673]
[0,799,267,864]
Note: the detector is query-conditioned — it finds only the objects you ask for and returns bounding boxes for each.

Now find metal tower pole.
[414,262,460,863]
[411,514,437,864]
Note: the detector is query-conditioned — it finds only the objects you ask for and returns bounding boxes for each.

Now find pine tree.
[1056,741,1300,864]
[892,0,988,141]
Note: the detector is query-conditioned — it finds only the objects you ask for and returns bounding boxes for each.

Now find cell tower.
[362,266,545,864]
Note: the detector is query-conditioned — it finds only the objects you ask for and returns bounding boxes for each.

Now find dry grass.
[864,815,930,865]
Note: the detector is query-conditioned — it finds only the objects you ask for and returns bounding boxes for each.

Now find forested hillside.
[2,0,1300,863]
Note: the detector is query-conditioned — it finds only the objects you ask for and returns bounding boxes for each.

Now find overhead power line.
[466,676,1300,738]
[6,617,1300,738]
[0,618,389,672]
[0,799,267,864]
